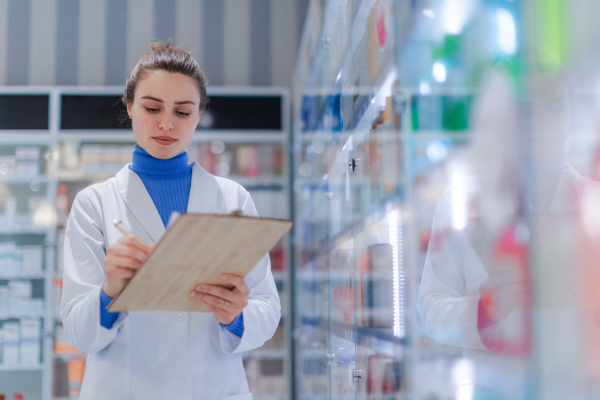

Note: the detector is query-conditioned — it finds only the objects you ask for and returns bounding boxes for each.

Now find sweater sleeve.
[99,289,121,329]
[220,314,244,337]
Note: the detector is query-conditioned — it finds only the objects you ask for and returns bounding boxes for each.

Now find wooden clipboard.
[108,213,292,313]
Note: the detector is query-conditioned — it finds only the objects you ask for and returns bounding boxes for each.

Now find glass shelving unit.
[293,0,600,399]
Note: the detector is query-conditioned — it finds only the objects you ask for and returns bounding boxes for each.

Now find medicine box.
[20,341,40,365]
[21,245,43,275]
[2,343,19,366]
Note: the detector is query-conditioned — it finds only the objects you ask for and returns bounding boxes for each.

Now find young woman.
[60,42,281,400]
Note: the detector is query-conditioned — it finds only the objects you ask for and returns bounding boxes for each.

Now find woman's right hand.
[102,237,155,298]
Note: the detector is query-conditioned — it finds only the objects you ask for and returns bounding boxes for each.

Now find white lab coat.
[60,163,281,400]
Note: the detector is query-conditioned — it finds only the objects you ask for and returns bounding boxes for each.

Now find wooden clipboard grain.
[108,213,292,312]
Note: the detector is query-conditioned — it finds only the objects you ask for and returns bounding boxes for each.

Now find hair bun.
[149,39,176,51]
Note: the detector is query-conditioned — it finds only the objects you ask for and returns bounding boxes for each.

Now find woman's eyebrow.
[141,95,196,105]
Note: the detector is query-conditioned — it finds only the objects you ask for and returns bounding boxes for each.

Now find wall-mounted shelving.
[0,85,291,400]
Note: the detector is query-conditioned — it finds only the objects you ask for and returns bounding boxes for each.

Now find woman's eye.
[145,107,159,113]
[177,111,191,117]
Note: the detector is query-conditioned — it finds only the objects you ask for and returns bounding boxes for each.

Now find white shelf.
[54,352,85,361]
[0,175,49,184]
[0,226,51,234]
[0,131,287,145]
[216,175,286,188]
[0,313,45,319]
[0,363,44,371]
[0,274,46,280]
[243,348,287,360]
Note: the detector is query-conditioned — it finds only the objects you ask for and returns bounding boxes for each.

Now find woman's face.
[127,70,202,159]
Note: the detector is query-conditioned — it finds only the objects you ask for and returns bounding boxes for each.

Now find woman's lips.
[152,136,177,145]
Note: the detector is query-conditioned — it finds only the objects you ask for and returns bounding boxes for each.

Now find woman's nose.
[158,113,175,131]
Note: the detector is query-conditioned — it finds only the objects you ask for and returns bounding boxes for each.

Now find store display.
[197,142,284,178]
[0,86,289,398]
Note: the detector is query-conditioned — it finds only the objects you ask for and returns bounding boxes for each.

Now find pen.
[113,220,135,237]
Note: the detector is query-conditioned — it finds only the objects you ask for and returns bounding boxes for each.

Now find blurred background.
[4,0,600,399]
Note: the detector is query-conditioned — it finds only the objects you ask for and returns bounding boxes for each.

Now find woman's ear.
[197,110,203,124]
[127,102,133,119]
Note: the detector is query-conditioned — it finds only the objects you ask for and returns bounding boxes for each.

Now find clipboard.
[108,213,292,313]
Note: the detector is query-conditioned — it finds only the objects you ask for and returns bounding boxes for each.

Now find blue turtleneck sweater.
[100,145,244,337]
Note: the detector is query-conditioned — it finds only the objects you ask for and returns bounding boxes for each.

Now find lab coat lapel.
[187,163,221,214]
[114,165,166,242]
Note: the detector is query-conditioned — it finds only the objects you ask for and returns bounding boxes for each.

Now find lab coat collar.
[114,163,221,242]
[187,162,220,214]
[115,165,166,242]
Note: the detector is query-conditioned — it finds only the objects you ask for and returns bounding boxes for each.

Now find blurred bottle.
[237,146,259,177]
[54,277,63,319]
[273,146,283,176]
[67,357,86,396]
[56,184,71,222]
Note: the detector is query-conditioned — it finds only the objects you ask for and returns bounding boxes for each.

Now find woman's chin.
[145,145,180,159]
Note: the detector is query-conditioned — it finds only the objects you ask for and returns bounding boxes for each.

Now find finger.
[109,244,148,263]
[193,292,228,309]
[194,284,244,304]
[106,264,136,279]
[222,274,250,295]
[118,236,154,253]
[109,254,143,271]
[196,293,243,313]
[190,290,245,311]
[115,267,137,279]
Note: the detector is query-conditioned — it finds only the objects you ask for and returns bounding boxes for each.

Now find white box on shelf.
[28,299,44,315]
[0,242,21,277]
[0,285,9,315]
[21,245,43,275]
[15,147,40,160]
[4,197,16,227]
[82,144,102,178]
[9,280,32,299]
[3,322,19,343]
[0,156,15,177]
[2,342,19,366]
[15,160,39,179]
[9,280,32,315]
[20,318,41,340]
[20,340,40,365]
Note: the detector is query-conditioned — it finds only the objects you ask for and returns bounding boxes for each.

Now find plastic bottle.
[56,183,71,222]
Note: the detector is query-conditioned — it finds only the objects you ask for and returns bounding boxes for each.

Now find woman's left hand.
[191,274,250,325]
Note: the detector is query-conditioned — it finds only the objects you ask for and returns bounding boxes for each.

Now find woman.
[60,42,281,400]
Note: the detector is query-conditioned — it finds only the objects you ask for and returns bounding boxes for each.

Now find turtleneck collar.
[130,144,191,177]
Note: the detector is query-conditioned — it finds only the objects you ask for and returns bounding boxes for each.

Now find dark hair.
[122,40,208,112]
